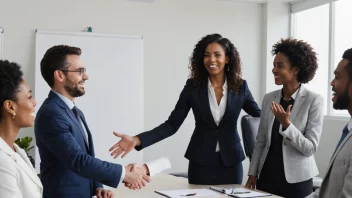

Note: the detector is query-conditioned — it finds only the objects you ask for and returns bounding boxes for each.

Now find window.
[291,0,351,117]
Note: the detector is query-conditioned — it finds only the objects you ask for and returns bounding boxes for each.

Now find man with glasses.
[35,45,150,198]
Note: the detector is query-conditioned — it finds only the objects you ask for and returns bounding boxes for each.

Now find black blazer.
[136,79,261,166]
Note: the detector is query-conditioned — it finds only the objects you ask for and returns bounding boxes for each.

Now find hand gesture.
[109,132,140,159]
[270,101,291,128]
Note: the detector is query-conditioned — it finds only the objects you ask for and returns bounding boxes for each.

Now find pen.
[232,191,250,194]
[180,193,197,196]
[209,186,227,193]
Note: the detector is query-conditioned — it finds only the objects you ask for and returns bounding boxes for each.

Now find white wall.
[262,2,290,95]
[0,27,3,58]
[0,0,263,183]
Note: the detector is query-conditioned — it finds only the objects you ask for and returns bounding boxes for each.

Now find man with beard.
[35,45,150,198]
[307,48,352,198]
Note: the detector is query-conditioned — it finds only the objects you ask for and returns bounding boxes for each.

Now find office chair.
[241,115,260,161]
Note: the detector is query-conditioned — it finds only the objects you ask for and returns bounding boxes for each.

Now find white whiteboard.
[0,27,3,58]
[34,30,144,173]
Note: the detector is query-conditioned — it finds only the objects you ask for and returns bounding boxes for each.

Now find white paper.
[156,189,221,197]
[209,187,271,198]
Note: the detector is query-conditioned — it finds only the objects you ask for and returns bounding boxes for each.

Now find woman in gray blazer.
[245,38,324,198]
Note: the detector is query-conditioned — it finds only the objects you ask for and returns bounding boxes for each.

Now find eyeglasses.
[59,68,86,76]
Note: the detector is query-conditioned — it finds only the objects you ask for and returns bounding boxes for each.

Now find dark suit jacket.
[136,79,261,166]
[35,91,123,198]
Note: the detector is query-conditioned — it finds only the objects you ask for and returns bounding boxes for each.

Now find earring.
[12,112,16,119]
[295,72,298,75]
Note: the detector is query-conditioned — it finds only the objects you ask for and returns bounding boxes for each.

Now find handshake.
[109,132,171,190]
[120,157,171,190]
[123,163,151,190]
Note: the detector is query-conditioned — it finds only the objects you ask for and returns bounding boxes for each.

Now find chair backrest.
[240,115,260,161]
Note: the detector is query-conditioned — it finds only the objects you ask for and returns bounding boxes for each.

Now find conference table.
[114,174,282,197]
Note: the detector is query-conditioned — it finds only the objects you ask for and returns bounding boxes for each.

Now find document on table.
[155,188,221,197]
[209,186,271,198]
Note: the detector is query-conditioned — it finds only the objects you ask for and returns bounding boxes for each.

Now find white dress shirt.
[52,90,89,147]
[208,78,228,152]
[145,157,171,176]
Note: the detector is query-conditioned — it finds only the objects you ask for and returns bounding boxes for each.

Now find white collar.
[0,136,16,155]
[52,90,75,109]
[0,137,43,188]
[208,78,228,89]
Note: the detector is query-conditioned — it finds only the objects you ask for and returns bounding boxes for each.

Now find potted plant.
[15,136,35,166]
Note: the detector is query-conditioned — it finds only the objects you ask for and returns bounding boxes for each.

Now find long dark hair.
[189,34,242,94]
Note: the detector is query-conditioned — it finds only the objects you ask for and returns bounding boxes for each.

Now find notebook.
[209,186,272,198]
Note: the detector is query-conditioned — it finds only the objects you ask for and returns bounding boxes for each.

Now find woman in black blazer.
[109,34,261,185]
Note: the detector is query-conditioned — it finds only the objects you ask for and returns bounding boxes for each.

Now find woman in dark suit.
[245,38,324,198]
[109,34,261,185]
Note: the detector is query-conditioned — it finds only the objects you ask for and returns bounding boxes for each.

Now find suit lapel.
[267,90,280,145]
[321,129,352,190]
[49,91,89,150]
[289,85,307,121]
[67,108,89,149]
[13,144,43,188]
[328,128,352,169]
[200,87,217,126]
[0,138,42,188]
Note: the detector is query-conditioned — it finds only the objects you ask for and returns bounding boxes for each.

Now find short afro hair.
[272,38,318,83]
[0,60,23,120]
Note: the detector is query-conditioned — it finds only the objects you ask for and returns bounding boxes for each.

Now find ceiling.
[127,0,302,3]
[218,0,300,3]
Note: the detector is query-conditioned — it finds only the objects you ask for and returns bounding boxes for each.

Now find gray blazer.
[308,125,352,198]
[248,85,324,183]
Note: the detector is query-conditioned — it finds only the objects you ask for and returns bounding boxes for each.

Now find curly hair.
[189,34,242,93]
[0,60,23,120]
[272,38,318,83]
[40,45,81,88]
[342,48,352,80]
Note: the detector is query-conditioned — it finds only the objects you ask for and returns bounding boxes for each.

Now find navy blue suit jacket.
[136,79,261,166]
[35,91,123,198]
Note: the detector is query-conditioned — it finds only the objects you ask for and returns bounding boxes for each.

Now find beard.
[333,86,350,110]
[64,75,85,98]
